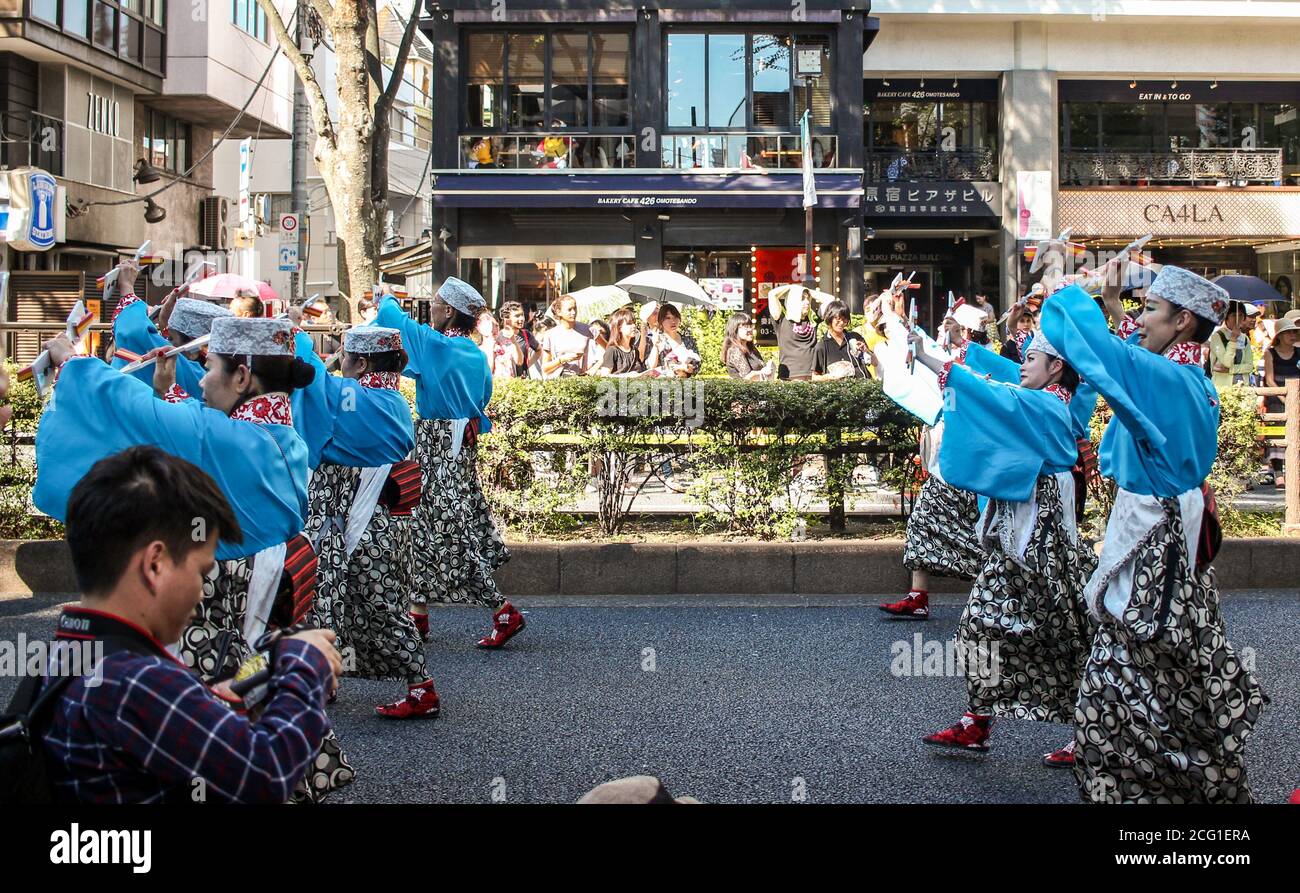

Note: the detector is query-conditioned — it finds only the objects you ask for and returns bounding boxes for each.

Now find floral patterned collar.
[444,326,470,339]
[230,392,292,426]
[112,293,143,322]
[358,371,401,390]
[1165,341,1204,367]
[1044,383,1073,405]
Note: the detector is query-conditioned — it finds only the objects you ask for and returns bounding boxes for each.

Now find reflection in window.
[549,31,588,127]
[142,110,191,174]
[592,32,630,129]
[32,0,59,25]
[466,33,504,129]
[708,34,746,128]
[65,0,89,37]
[751,35,790,128]
[667,34,706,128]
[144,26,164,71]
[508,34,546,129]
[93,2,116,51]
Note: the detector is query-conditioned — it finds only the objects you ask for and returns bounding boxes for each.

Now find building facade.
[423,0,874,326]
[424,0,1300,330]
[0,0,293,360]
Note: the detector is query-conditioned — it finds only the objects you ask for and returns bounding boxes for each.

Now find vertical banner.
[1016,170,1052,241]
[238,138,252,234]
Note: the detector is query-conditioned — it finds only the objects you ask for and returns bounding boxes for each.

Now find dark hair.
[657,303,681,326]
[216,354,316,397]
[608,307,637,348]
[500,300,524,321]
[722,311,763,367]
[230,294,264,317]
[66,446,241,595]
[1193,314,1216,343]
[351,348,408,374]
[822,300,851,329]
[1057,360,1080,392]
[589,319,610,341]
[447,307,478,333]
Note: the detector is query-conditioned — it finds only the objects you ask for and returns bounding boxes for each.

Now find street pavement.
[1,589,1295,804]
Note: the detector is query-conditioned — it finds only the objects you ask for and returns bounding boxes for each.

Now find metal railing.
[1062,148,1284,186]
[1254,378,1300,536]
[0,110,64,175]
[865,147,997,182]
[459,135,636,170]
[660,133,837,170]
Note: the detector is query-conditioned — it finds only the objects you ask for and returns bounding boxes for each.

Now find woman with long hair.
[374,277,522,649]
[722,312,772,380]
[595,307,649,377]
[653,303,702,377]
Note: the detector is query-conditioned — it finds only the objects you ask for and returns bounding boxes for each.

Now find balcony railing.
[866,148,997,182]
[661,134,837,171]
[1061,148,1285,186]
[459,135,635,170]
[0,110,64,175]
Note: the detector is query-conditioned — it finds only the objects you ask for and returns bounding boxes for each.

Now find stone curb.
[5,538,1294,599]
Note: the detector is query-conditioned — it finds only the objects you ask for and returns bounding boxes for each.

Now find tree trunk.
[327,0,380,318]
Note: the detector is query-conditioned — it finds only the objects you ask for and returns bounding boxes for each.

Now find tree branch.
[309,0,335,26]
[377,0,421,116]
[255,0,337,152]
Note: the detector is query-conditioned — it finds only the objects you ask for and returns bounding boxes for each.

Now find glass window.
[93,2,116,51]
[465,32,504,129]
[938,102,970,148]
[507,33,546,129]
[1260,103,1299,168]
[708,34,745,128]
[666,33,705,128]
[1232,103,1259,147]
[870,101,937,150]
[1193,103,1232,148]
[591,32,630,129]
[1064,102,1101,149]
[1102,103,1159,149]
[549,31,588,128]
[120,15,143,61]
[793,36,831,129]
[144,26,164,71]
[232,0,266,41]
[751,34,791,129]
[66,0,89,38]
[142,110,190,174]
[32,0,59,25]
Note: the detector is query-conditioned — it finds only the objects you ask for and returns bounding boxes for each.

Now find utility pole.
[290,0,310,300]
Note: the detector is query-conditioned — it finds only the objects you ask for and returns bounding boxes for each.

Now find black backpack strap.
[0,673,75,746]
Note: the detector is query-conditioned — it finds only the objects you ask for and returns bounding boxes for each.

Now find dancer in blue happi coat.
[1042,265,1265,804]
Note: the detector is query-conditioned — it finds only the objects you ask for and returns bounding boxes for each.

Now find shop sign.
[864,79,999,102]
[1060,80,1300,104]
[433,172,863,209]
[1060,189,1300,236]
[3,167,61,252]
[864,182,999,217]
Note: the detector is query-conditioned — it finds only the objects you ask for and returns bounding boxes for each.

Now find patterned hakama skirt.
[303,462,427,683]
[959,474,1097,723]
[1073,499,1265,804]
[181,556,356,804]
[409,418,510,610]
[902,476,984,581]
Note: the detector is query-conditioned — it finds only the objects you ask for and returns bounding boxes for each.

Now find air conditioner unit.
[199,196,230,250]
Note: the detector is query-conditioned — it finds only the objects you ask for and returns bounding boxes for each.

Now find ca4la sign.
[2,167,63,251]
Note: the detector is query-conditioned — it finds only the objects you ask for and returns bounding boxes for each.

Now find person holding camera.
[9,446,341,803]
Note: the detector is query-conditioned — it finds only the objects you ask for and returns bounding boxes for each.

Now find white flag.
[800,110,817,209]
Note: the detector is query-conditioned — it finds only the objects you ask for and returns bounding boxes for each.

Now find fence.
[1254,377,1300,535]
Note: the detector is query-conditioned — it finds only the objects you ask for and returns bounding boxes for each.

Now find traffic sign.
[278,242,299,272]
[280,213,299,235]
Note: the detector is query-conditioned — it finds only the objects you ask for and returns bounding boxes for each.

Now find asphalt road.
[2,591,1295,804]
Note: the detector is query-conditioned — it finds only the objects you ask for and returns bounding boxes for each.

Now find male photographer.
[16,446,340,803]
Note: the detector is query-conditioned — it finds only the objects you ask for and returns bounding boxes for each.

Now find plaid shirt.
[44,607,332,804]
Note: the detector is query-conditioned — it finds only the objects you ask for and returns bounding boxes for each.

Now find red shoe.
[879,590,929,619]
[476,601,526,649]
[1042,738,1076,769]
[1290,789,1300,805]
[375,680,441,719]
[410,610,429,642]
[922,712,993,752]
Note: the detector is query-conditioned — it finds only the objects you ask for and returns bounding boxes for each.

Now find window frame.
[141,107,191,176]
[663,28,835,135]
[27,1,166,74]
[459,26,634,135]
